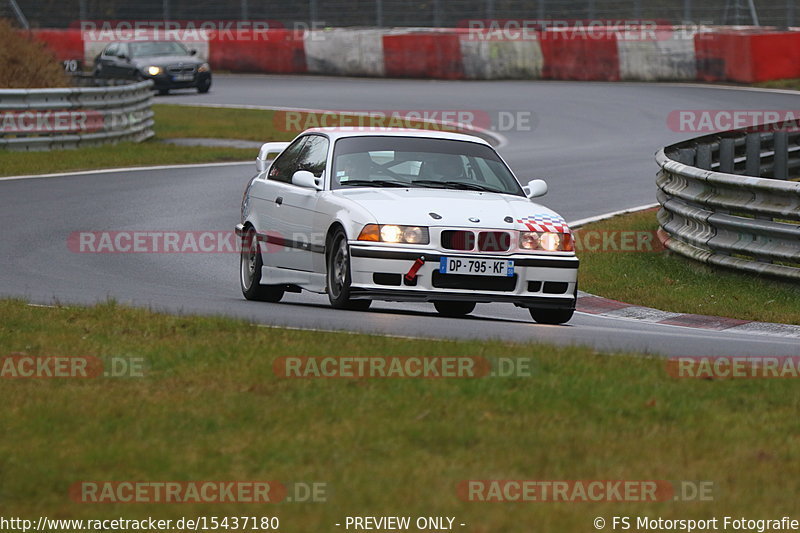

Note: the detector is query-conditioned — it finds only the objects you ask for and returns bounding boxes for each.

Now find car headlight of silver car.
[198,62,210,73]
[519,231,574,252]
[357,224,429,245]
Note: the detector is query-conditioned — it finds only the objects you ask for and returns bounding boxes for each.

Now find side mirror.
[190,49,198,56]
[292,170,322,191]
[523,179,548,199]
[118,54,128,61]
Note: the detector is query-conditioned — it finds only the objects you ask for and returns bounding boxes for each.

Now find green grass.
[755,78,800,91]
[0,104,441,177]
[0,105,294,178]
[1,299,799,530]
[153,104,293,141]
[576,209,800,324]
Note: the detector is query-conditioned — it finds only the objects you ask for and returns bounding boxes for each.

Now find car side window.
[295,135,329,178]
[117,43,128,57]
[268,137,308,184]
[104,43,118,57]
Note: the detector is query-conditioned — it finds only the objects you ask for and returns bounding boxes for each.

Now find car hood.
[132,56,203,67]
[333,188,568,231]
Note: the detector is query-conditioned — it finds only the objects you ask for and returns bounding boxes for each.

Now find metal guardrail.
[656,125,800,280]
[0,80,154,151]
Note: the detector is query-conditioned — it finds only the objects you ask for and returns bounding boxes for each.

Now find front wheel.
[326,229,371,310]
[197,78,211,93]
[240,227,284,302]
[529,308,574,325]
[433,301,475,317]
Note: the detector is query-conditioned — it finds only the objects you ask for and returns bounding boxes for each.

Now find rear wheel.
[529,308,574,325]
[240,227,284,302]
[433,301,476,317]
[327,229,371,310]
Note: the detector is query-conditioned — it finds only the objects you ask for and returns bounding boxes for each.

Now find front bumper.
[145,71,211,89]
[348,244,578,309]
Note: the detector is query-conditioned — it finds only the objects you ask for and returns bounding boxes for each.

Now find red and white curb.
[570,208,800,339]
[576,292,800,338]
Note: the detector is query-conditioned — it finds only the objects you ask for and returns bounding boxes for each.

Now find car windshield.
[331,136,525,196]
[129,41,189,58]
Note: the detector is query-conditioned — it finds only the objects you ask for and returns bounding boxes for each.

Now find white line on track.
[0,161,252,182]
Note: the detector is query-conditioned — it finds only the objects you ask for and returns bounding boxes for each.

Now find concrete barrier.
[618,34,696,80]
[540,30,619,81]
[305,28,386,77]
[383,30,464,79]
[28,26,800,83]
[209,29,306,73]
[459,33,543,79]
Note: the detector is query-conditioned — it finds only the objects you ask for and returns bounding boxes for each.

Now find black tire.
[529,308,574,325]
[197,78,211,93]
[326,229,371,310]
[433,301,476,317]
[240,227,284,302]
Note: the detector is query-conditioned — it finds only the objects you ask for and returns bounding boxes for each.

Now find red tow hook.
[404,256,426,283]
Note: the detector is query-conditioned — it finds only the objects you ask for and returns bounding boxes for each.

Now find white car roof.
[302,127,492,146]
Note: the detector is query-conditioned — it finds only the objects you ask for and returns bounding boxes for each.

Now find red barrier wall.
[539,32,620,81]
[750,32,800,82]
[383,32,464,79]
[694,32,753,82]
[208,29,306,74]
[29,29,84,62]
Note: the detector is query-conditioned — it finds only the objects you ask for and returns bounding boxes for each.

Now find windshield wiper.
[412,180,502,193]
[410,179,448,189]
[340,179,409,188]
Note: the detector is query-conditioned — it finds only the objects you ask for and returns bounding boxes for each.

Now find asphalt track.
[2,75,799,357]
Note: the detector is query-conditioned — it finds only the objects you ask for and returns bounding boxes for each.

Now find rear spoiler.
[255,142,290,172]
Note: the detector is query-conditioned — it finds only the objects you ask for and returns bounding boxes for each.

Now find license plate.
[173,74,194,81]
[439,257,514,277]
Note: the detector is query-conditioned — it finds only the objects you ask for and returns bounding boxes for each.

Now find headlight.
[519,231,574,252]
[198,62,210,73]
[147,66,162,76]
[358,224,429,245]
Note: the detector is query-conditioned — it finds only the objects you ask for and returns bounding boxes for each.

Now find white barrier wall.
[618,38,696,81]
[304,29,387,77]
[460,38,544,79]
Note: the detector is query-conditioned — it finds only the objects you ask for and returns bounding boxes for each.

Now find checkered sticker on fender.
[518,214,571,233]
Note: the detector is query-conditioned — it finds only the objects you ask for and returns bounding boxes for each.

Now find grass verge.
[0,105,292,178]
[1,299,799,530]
[755,78,800,92]
[575,209,800,324]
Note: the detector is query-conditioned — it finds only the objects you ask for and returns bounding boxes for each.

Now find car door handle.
[275,197,283,205]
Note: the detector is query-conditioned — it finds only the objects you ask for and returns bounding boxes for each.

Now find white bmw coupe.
[236,128,579,324]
